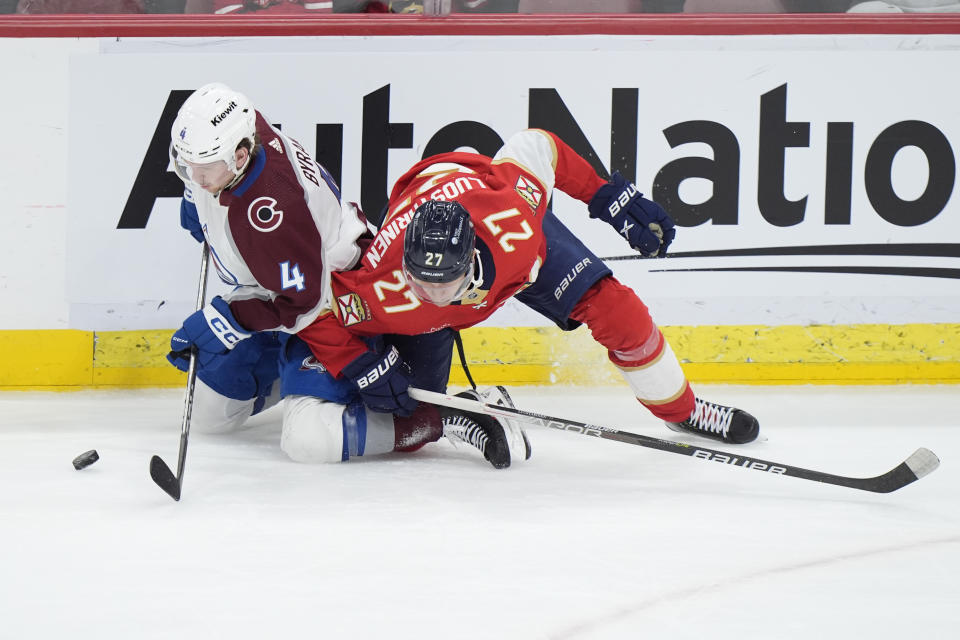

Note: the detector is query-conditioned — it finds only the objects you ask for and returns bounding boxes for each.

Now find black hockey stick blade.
[862,447,940,494]
[150,455,181,501]
[409,388,941,494]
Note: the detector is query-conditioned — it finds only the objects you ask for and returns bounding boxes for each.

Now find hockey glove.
[588,172,676,257]
[179,196,206,244]
[341,345,418,417]
[167,296,251,372]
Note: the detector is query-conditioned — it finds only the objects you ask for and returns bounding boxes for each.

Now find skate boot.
[442,387,531,469]
[665,397,759,444]
[478,386,532,462]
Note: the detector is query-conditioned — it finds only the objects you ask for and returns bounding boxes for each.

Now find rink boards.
[3,323,958,390]
[1,18,959,389]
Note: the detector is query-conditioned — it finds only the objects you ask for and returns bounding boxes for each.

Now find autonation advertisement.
[67,35,960,329]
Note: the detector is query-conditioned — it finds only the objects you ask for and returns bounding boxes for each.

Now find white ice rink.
[1,384,958,640]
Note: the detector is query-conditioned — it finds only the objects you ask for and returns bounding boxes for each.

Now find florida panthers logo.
[337,293,369,326]
[248,196,283,232]
[515,175,543,212]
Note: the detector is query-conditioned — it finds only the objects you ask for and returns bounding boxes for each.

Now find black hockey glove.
[588,172,676,257]
[342,345,418,417]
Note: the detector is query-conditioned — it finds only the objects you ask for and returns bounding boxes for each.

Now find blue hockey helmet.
[402,200,476,306]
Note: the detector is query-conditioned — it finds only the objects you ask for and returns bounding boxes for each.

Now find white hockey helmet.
[170,82,257,183]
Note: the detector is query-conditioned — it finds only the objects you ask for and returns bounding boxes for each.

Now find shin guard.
[570,277,695,423]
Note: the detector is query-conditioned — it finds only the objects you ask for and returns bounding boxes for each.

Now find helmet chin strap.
[454,250,484,302]
[219,145,255,193]
[221,169,246,192]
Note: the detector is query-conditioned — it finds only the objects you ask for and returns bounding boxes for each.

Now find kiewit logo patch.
[515,175,543,211]
[337,293,369,326]
[210,100,238,125]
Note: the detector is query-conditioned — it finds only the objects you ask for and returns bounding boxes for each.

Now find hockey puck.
[72,450,99,470]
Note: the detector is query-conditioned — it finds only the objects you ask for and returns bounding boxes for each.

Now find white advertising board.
[66,34,960,329]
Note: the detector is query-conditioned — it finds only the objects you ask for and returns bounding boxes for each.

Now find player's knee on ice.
[281,396,348,463]
[280,395,398,463]
[191,380,281,434]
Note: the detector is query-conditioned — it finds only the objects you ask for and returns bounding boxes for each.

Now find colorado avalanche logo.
[248,196,284,232]
[299,356,327,373]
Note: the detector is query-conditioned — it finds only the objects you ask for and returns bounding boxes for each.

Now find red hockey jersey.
[299,129,606,376]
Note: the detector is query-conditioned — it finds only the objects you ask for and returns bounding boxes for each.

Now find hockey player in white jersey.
[168,82,363,458]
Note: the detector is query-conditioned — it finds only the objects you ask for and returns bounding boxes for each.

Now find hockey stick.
[150,242,210,501]
[409,387,940,494]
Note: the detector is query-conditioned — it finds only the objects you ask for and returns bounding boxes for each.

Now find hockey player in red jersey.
[165,83,527,468]
[300,128,760,446]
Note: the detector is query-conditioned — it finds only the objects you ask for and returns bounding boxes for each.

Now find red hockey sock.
[393,402,444,452]
[570,276,657,357]
[639,383,695,423]
[571,276,695,422]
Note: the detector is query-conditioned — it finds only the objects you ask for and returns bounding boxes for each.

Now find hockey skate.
[442,386,532,469]
[665,397,759,444]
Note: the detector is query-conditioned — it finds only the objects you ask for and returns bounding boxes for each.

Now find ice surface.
[1,385,958,639]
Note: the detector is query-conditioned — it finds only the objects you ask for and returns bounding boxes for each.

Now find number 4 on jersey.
[280,261,305,292]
